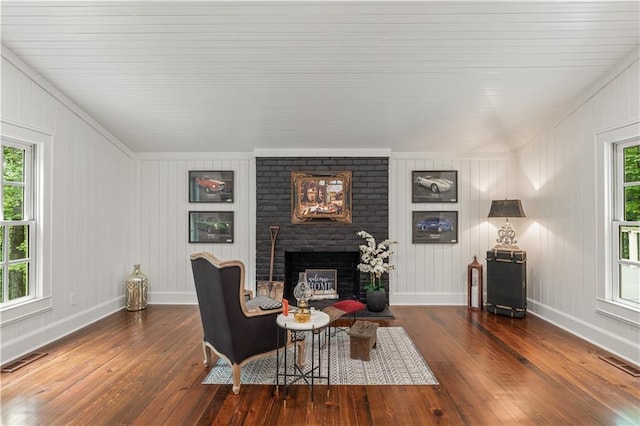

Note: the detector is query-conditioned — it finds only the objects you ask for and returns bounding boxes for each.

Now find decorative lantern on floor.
[467,256,483,311]
[125,264,148,311]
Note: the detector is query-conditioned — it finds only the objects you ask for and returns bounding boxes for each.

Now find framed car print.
[412,170,458,203]
[412,211,458,244]
[189,211,234,243]
[291,171,352,224]
[189,170,234,203]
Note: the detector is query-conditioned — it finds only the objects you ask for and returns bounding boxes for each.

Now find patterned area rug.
[202,327,438,385]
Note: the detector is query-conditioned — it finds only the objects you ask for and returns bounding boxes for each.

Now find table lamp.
[488,199,526,250]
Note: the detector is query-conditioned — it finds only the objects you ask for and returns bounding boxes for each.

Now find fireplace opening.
[284,251,361,308]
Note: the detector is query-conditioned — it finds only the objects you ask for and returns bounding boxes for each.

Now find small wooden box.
[348,321,378,361]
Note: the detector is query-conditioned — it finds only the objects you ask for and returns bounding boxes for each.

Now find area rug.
[202,327,438,386]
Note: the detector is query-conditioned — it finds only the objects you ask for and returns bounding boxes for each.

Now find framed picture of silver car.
[412,170,458,203]
[412,211,458,244]
[188,170,234,203]
[189,211,234,243]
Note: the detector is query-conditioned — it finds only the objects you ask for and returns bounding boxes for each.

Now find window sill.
[596,298,640,328]
[0,296,52,326]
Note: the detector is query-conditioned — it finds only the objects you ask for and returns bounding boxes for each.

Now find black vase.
[366,289,386,312]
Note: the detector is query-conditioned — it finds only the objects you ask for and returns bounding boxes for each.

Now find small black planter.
[366,289,386,312]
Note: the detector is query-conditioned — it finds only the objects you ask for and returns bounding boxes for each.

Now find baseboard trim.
[527,300,640,366]
[148,291,197,305]
[152,291,466,306]
[6,292,635,368]
[1,297,124,365]
[390,292,465,305]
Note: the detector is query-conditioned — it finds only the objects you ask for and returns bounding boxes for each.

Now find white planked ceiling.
[1,1,639,153]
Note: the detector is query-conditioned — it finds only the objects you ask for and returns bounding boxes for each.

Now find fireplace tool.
[257,225,284,300]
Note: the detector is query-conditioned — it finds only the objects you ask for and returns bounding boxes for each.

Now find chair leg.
[231,364,241,394]
[202,341,213,367]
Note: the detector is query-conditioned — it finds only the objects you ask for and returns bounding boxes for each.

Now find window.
[0,122,50,325]
[595,122,640,326]
[0,141,35,307]
[613,141,640,307]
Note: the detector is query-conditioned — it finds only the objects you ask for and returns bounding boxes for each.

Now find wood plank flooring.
[1,305,638,425]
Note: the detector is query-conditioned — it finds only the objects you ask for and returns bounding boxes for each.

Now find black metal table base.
[275,325,331,404]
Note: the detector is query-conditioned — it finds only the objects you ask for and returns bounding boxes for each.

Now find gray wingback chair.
[190,252,297,394]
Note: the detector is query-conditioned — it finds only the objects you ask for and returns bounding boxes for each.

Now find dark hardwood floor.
[1,305,638,425]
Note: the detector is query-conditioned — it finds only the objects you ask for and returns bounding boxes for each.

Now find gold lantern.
[293,272,312,322]
[125,264,148,311]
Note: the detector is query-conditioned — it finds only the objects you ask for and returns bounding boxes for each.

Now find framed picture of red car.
[412,211,458,244]
[189,170,234,203]
[412,170,458,203]
[189,211,234,243]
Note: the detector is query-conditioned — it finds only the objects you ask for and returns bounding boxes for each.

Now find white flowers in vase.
[356,230,397,291]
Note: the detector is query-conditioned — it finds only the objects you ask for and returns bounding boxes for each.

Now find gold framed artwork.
[291,171,352,224]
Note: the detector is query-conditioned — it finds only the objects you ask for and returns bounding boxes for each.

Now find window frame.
[0,141,36,307]
[595,121,640,327]
[0,121,51,326]
[612,140,640,308]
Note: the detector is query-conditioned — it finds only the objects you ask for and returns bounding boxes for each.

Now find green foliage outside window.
[620,146,640,261]
[8,263,28,300]
[623,145,640,222]
[624,145,640,181]
[3,185,24,221]
[1,145,30,303]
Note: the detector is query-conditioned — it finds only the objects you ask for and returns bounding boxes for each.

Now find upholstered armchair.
[190,252,299,394]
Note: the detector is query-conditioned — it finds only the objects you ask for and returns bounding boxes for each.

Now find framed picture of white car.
[412,170,458,203]
[412,211,458,244]
[189,170,234,203]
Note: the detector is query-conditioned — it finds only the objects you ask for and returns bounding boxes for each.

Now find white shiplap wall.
[139,151,511,307]
[0,51,136,364]
[518,54,640,364]
[136,154,254,304]
[390,154,511,305]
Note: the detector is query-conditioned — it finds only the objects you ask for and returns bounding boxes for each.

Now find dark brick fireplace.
[255,157,389,303]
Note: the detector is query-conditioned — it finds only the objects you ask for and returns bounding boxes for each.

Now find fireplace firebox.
[284,251,361,307]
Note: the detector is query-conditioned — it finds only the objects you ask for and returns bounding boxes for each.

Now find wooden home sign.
[305,269,339,300]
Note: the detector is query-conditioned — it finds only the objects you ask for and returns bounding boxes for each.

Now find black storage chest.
[485,249,527,318]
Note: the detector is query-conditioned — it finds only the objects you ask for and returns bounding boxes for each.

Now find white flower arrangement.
[356,230,397,291]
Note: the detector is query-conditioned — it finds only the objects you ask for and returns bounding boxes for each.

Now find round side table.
[275,309,330,404]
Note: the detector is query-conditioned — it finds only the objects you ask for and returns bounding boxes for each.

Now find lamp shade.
[488,199,526,218]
